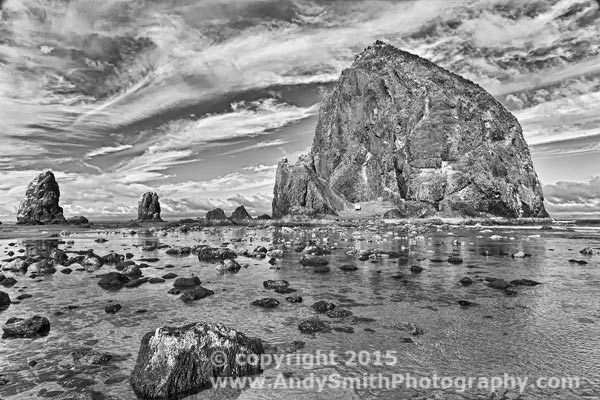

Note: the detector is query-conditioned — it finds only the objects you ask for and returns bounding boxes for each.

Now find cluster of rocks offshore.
[12,171,268,226]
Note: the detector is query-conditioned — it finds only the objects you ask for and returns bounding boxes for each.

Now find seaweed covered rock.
[130,322,264,399]
[272,41,548,219]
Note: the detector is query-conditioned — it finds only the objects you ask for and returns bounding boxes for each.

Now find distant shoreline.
[0,216,598,240]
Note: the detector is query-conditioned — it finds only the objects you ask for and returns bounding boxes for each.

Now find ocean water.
[0,223,598,399]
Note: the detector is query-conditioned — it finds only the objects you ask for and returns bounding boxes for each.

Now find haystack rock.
[16,171,66,225]
[272,41,548,219]
[137,192,162,221]
[231,205,252,220]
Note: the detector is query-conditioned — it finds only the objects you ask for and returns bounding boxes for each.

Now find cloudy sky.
[0,0,599,220]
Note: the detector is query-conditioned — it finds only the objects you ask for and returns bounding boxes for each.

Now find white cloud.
[85,144,133,159]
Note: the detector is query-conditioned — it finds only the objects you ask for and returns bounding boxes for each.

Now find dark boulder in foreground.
[98,272,130,289]
[510,279,541,286]
[137,192,162,221]
[180,287,214,302]
[272,41,548,219]
[105,304,122,314]
[173,276,202,288]
[286,295,303,303]
[487,279,510,290]
[251,298,279,308]
[231,205,252,220]
[206,208,227,220]
[2,316,50,338]
[130,322,264,399]
[299,255,328,267]
[0,291,10,308]
[263,280,289,290]
[298,319,330,334]
[312,301,335,313]
[16,171,66,225]
[197,246,237,262]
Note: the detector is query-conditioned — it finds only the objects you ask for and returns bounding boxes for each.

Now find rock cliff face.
[137,192,162,221]
[273,41,548,219]
[16,171,66,224]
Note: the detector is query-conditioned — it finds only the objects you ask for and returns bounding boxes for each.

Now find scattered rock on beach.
[487,279,510,290]
[460,277,473,286]
[105,304,122,314]
[458,300,476,308]
[180,287,214,302]
[2,315,50,338]
[326,309,353,318]
[0,291,10,308]
[448,255,463,264]
[510,279,541,286]
[299,255,328,267]
[97,272,129,289]
[312,301,335,313]
[263,280,289,290]
[313,265,330,274]
[216,259,241,272]
[410,265,424,274]
[197,246,237,262]
[1,277,17,288]
[298,319,330,334]
[173,276,201,288]
[286,295,303,303]
[580,247,598,255]
[251,298,280,308]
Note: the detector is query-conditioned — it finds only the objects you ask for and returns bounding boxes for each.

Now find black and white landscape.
[0,1,599,399]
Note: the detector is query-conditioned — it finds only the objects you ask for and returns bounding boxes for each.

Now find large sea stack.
[272,41,548,219]
[137,192,162,221]
[16,171,66,225]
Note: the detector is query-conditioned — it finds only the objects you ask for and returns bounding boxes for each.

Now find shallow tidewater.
[0,222,599,399]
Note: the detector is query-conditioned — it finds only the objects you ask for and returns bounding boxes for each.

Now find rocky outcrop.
[67,216,89,225]
[231,205,252,220]
[16,171,66,224]
[272,155,349,218]
[272,41,548,219]
[130,322,263,399]
[137,192,162,221]
[206,208,226,220]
